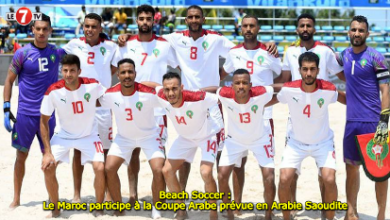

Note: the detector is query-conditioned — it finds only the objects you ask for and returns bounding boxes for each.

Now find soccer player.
[101,58,166,219]
[220,15,281,215]
[63,13,118,202]
[112,4,177,205]
[277,52,341,220]
[40,54,106,218]
[337,16,389,220]
[3,14,66,209]
[217,69,274,220]
[158,72,220,220]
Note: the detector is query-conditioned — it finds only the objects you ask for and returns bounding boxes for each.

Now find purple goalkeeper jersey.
[338,47,390,122]
[9,43,66,116]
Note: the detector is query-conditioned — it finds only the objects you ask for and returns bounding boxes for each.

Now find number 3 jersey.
[98,82,160,139]
[40,77,106,139]
[277,79,338,144]
[217,86,273,144]
[155,87,220,140]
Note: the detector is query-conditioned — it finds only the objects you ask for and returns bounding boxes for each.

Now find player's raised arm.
[117,33,132,47]
[140,81,161,88]
[264,42,279,57]
[274,70,292,83]
[40,114,55,171]
[200,86,219,93]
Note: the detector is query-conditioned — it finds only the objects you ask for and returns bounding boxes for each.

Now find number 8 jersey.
[277,79,338,144]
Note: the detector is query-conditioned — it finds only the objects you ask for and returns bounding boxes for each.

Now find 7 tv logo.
[6,7,42,26]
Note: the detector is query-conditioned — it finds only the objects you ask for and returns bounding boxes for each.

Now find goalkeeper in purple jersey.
[3,14,66,209]
[337,16,389,220]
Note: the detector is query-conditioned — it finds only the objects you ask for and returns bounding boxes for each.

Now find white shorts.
[155,115,167,148]
[51,134,104,165]
[166,134,218,163]
[108,134,165,165]
[219,135,275,168]
[280,139,336,175]
[94,108,113,149]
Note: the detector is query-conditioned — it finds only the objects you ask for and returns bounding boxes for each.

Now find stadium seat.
[322,26,333,31]
[127,24,138,31]
[322,36,334,43]
[260,25,272,31]
[335,36,347,42]
[202,25,211,30]
[372,26,382,32]
[285,36,296,42]
[376,47,387,53]
[260,35,272,42]
[315,25,320,30]
[384,27,390,33]
[112,35,119,41]
[385,37,390,43]
[313,36,321,41]
[285,25,295,31]
[334,26,345,31]
[336,47,347,52]
[16,33,27,39]
[236,36,244,42]
[212,25,223,31]
[366,37,372,42]
[224,25,235,31]
[176,25,187,31]
[373,36,385,42]
[60,44,66,48]
[224,35,235,41]
[76,34,83,38]
[65,33,76,40]
[273,25,284,31]
[277,46,284,53]
[8,33,15,38]
[273,35,284,42]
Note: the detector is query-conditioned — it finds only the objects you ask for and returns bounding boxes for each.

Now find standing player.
[102,59,166,219]
[112,4,177,205]
[158,72,220,220]
[3,14,66,209]
[217,69,275,220]
[40,55,106,218]
[337,16,389,220]
[220,15,281,215]
[277,52,341,220]
[63,13,118,202]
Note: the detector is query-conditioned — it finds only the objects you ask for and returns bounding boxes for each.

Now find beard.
[188,23,202,32]
[350,37,366,47]
[304,77,316,85]
[299,32,313,41]
[138,25,152,34]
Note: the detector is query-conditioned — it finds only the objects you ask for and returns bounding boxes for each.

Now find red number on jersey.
[247,61,254,74]
[94,141,104,153]
[125,108,133,121]
[108,127,113,141]
[190,47,197,60]
[159,124,165,138]
[141,53,148,65]
[175,116,187,125]
[239,112,251,123]
[263,134,274,158]
[87,52,95,64]
[72,101,84,114]
[303,104,311,118]
[207,140,217,154]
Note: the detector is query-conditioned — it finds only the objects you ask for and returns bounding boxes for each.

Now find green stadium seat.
[322,36,334,42]
[273,36,284,42]
[376,47,386,53]
[322,26,333,31]
[236,36,244,42]
[334,26,345,31]
[224,35,235,41]
[260,35,272,42]
[212,25,223,31]
[16,33,27,39]
[203,25,211,30]
[335,36,347,42]
[65,33,76,40]
[176,25,187,31]
[373,36,385,42]
[224,25,235,31]
[313,36,321,41]
[285,36,296,42]
[285,25,295,31]
[372,27,382,32]
[274,25,284,31]
[260,25,272,31]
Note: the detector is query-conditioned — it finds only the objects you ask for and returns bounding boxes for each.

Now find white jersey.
[156,87,220,139]
[163,30,235,89]
[282,41,343,81]
[99,82,159,139]
[218,86,273,144]
[277,79,338,144]
[41,77,106,139]
[63,37,118,88]
[223,42,282,119]
[112,34,177,84]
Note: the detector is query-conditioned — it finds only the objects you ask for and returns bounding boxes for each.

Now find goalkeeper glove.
[3,101,17,132]
[374,108,390,145]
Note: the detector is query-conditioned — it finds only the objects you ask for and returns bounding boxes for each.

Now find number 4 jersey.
[277,79,338,144]
[40,77,106,139]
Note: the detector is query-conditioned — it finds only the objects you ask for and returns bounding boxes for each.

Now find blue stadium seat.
[373,36,385,42]
[202,25,211,30]
[273,35,284,42]
[260,35,272,42]
[76,34,83,38]
[313,36,321,41]
[212,25,223,31]
[274,25,284,31]
[224,25,235,31]
[334,26,345,31]
[285,36,296,42]
[376,47,387,53]
[277,46,284,53]
[331,47,336,52]
[224,35,235,41]
[385,27,390,33]
[127,24,138,31]
[372,26,382,32]
[236,36,244,42]
[16,33,27,39]
[366,37,372,42]
[260,25,272,31]
[8,33,15,38]
[112,35,119,41]
[69,23,78,28]
[336,47,347,52]
[65,33,76,40]
[285,25,295,31]
[315,25,320,30]
[322,36,334,43]
[176,25,187,31]
[322,26,333,31]
[385,37,390,42]
[335,36,347,42]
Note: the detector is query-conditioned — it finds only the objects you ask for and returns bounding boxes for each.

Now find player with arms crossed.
[156,72,220,220]
[220,15,281,215]
[112,4,177,205]
[40,55,106,218]
[217,69,275,220]
[101,59,166,219]
[277,52,345,220]
[3,14,66,209]
[337,16,389,220]
[63,13,118,202]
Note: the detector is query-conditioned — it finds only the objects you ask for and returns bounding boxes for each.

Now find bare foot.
[233,210,242,216]
[93,210,104,217]
[174,210,188,220]
[46,210,61,218]
[113,210,126,216]
[127,196,138,206]
[71,197,81,203]
[222,210,234,220]
[264,211,273,220]
[9,200,20,209]
[291,210,298,219]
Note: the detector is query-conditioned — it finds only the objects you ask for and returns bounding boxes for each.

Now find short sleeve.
[282,49,291,71]
[96,83,106,98]
[9,49,24,75]
[62,40,74,54]
[277,87,287,104]
[270,56,283,76]
[336,51,344,67]
[372,51,390,84]
[222,52,235,74]
[111,46,124,68]
[98,93,110,108]
[110,44,119,66]
[204,92,219,108]
[162,33,175,48]
[219,36,235,58]
[326,50,343,76]
[167,46,179,68]
[330,91,338,104]
[263,86,274,104]
[40,94,55,116]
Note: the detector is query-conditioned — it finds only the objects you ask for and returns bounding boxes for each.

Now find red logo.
[16,7,33,26]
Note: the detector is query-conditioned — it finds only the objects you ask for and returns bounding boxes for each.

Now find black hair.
[84,13,102,25]
[297,13,316,25]
[186,5,204,17]
[163,72,181,84]
[137,4,155,18]
[298,52,320,68]
[33,13,51,27]
[351,15,369,30]
[117,58,136,69]
[61,54,81,70]
[242,14,258,25]
[233,68,251,77]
